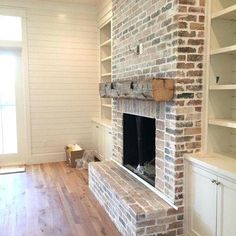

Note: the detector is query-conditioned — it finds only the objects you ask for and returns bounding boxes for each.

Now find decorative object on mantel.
[99,78,175,102]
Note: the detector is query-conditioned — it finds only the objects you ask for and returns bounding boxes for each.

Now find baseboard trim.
[29,152,65,164]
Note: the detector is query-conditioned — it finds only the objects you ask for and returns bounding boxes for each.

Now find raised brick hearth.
[89,161,183,236]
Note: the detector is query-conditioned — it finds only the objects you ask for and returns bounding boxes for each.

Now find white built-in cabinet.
[187,3,236,233]
[92,119,112,161]
[91,0,112,160]
[185,160,236,236]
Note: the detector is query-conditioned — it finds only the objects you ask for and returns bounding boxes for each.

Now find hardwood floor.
[0,162,121,236]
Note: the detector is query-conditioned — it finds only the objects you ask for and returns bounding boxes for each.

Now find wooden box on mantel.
[99,78,175,102]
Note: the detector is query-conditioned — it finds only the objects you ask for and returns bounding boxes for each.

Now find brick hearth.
[89,161,183,236]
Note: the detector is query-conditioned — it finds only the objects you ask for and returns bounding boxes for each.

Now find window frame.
[0,7,30,165]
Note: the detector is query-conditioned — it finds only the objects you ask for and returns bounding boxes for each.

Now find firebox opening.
[123,113,156,186]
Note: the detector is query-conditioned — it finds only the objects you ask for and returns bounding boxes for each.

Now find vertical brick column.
[112,0,205,209]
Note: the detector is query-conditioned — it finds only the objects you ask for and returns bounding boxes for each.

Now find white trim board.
[29,152,65,164]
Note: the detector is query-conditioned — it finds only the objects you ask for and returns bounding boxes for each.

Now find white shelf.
[212,4,236,21]
[100,19,112,121]
[210,84,236,90]
[102,104,112,108]
[100,39,111,47]
[92,117,112,129]
[101,73,111,77]
[209,118,236,129]
[101,56,111,63]
[211,45,236,55]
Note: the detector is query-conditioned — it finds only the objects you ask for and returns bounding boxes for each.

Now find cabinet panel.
[217,177,236,236]
[104,127,112,160]
[187,165,217,236]
[98,124,104,160]
[92,121,99,152]
[92,120,113,161]
[92,122,104,160]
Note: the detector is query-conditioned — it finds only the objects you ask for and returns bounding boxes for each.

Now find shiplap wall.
[0,0,99,163]
[232,90,236,153]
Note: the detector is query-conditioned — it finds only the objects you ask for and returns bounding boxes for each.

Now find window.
[0,15,22,41]
[0,53,18,154]
[0,13,23,154]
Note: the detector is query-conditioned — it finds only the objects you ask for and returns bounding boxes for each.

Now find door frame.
[0,7,31,166]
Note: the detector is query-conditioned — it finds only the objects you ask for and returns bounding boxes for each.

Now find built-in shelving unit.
[206,0,236,158]
[91,0,113,161]
[100,20,112,120]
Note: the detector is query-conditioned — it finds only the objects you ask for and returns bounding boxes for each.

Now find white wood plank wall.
[232,90,236,152]
[0,0,99,163]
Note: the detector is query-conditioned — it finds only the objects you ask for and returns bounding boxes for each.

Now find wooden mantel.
[99,78,175,102]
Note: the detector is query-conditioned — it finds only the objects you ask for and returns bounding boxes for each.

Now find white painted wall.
[0,0,100,164]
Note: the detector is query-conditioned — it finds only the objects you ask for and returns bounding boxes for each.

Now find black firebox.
[123,113,156,186]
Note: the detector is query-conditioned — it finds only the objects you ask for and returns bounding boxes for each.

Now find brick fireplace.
[112,0,205,206]
[89,0,205,235]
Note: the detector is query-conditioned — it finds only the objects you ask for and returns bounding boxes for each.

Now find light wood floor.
[0,162,120,236]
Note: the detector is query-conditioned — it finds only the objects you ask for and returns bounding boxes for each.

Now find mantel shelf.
[212,4,236,21]
[209,118,236,129]
[210,84,236,90]
[211,45,236,56]
[100,39,111,47]
[99,78,175,102]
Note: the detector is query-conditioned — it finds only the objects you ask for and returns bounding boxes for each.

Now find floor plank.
[0,162,121,236]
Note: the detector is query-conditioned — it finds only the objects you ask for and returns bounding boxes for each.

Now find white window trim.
[0,7,26,17]
[0,7,31,165]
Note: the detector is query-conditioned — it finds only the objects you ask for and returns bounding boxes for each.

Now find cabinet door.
[186,165,217,236]
[104,127,112,160]
[217,177,236,236]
